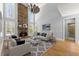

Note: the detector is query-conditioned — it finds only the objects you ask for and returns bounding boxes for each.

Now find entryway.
[65,18,75,42]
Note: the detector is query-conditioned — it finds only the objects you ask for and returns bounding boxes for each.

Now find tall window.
[28,9,34,36]
[0,16,2,37]
[5,3,15,19]
[5,21,15,36]
[0,4,3,38]
[4,3,16,36]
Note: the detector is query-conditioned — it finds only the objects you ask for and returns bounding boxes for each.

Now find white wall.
[35,3,79,41]
[0,4,3,38]
[58,3,79,17]
[62,13,79,42]
[58,3,79,42]
[75,15,79,43]
[64,15,79,43]
[35,4,63,40]
[57,3,79,42]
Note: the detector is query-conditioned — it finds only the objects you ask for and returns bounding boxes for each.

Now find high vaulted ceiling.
[41,3,79,17]
[22,3,79,17]
[22,3,46,8]
[57,3,79,17]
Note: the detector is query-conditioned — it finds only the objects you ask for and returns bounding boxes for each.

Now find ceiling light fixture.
[30,4,40,14]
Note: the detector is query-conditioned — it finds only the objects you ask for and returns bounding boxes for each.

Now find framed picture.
[42,24,51,31]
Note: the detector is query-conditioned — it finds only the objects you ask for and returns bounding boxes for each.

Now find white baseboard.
[55,37,64,41]
[75,40,79,44]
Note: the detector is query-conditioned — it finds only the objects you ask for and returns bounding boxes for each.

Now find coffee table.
[25,37,41,46]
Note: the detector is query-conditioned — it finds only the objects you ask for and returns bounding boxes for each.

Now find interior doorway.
[65,18,75,42]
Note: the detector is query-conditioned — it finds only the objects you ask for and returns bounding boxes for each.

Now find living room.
[0,3,79,56]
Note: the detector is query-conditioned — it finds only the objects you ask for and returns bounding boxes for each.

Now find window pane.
[28,9,34,36]
[0,20,3,37]
[0,9,3,38]
[5,21,15,36]
[28,9,34,23]
[5,3,15,19]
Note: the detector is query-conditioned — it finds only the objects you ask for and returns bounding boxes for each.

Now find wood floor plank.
[43,40,79,56]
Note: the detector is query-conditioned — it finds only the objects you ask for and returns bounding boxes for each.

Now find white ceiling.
[41,3,79,17]
[22,3,79,17]
[22,3,46,8]
[35,3,46,8]
[57,3,79,17]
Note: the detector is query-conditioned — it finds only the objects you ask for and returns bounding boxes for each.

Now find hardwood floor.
[43,40,79,56]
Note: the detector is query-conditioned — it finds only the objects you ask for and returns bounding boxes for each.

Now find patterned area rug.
[25,40,53,56]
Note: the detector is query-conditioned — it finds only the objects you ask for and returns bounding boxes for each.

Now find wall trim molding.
[55,37,64,41]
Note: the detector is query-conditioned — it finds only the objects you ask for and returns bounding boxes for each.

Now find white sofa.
[34,32,56,42]
[2,39,31,56]
[9,43,31,56]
